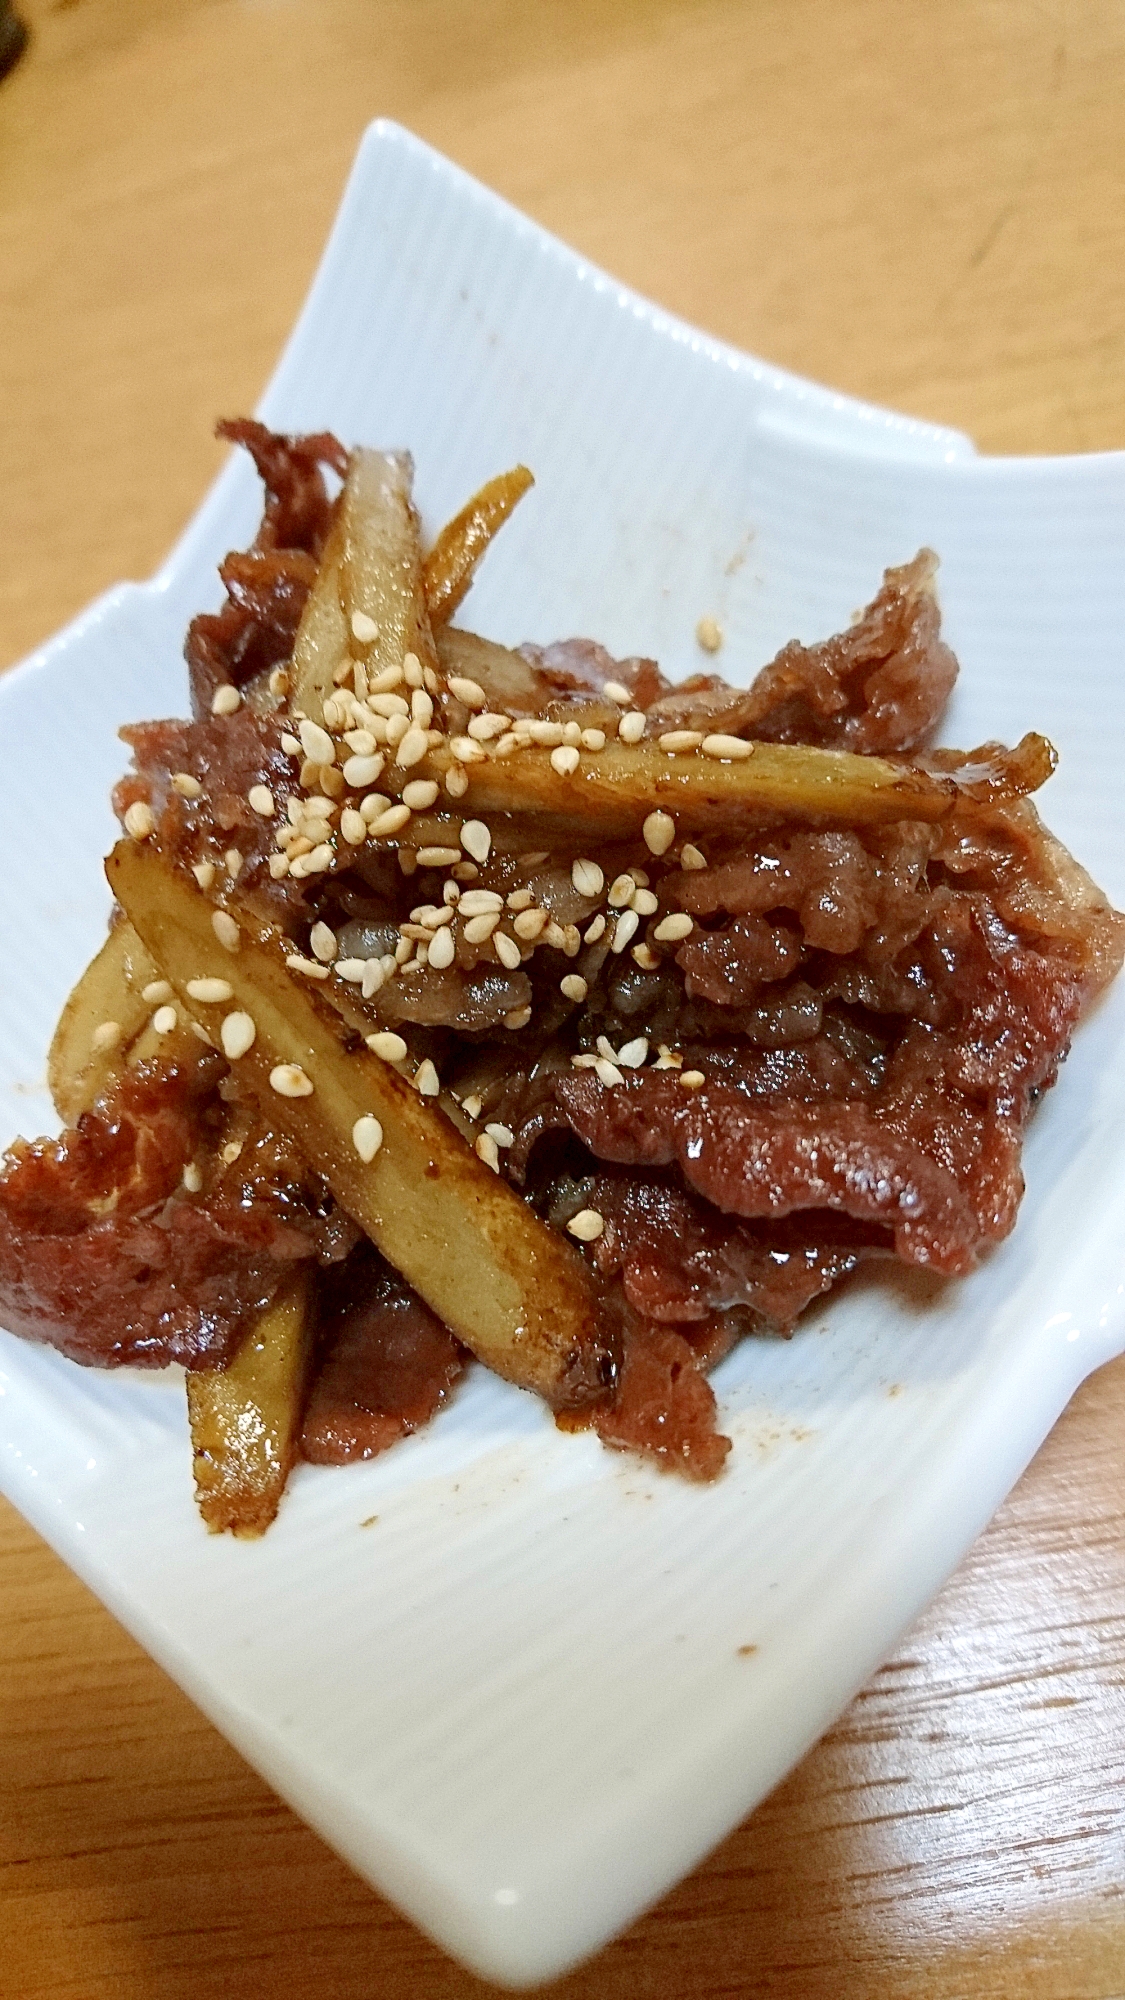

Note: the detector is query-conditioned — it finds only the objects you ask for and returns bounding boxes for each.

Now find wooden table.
[2,3,1124,1993]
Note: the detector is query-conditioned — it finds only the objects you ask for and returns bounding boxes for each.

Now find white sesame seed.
[395,726,429,768]
[220,1138,244,1164]
[189,1022,214,1045]
[369,691,410,719]
[571,858,604,898]
[141,980,173,1005]
[550,745,580,776]
[492,732,522,758]
[513,907,548,940]
[594,1057,625,1087]
[654,913,694,942]
[343,729,379,756]
[608,873,635,908]
[335,958,366,982]
[603,681,630,704]
[580,728,606,752]
[368,803,412,838]
[493,931,522,970]
[366,1031,408,1062]
[152,1005,178,1034]
[560,974,588,1002]
[341,808,367,845]
[285,954,331,979]
[681,843,708,871]
[342,753,385,789]
[281,732,302,756]
[91,1020,122,1053]
[426,925,456,969]
[583,914,607,944]
[186,977,234,1004]
[475,1132,501,1172]
[450,736,487,763]
[403,652,424,689]
[701,733,753,760]
[301,842,334,875]
[171,772,203,799]
[361,959,385,998]
[452,823,488,869]
[467,711,511,742]
[307,922,335,963]
[124,800,154,840]
[458,889,504,914]
[248,785,275,818]
[368,664,404,694]
[528,720,565,746]
[402,779,440,810]
[351,610,379,644]
[182,1161,203,1194]
[696,615,723,653]
[462,912,501,944]
[617,710,646,744]
[211,684,241,716]
[631,888,659,916]
[360,792,391,822]
[595,1035,618,1062]
[352,1113,384,1161]
[658,731,704,754]
[618,1036,649,1067]
[567,1208,605,1241]
[410,689,434,728]
[506,888,533,911]
[414,1058,440,1097]
[571,1052,598,1068]
[458,1093,482,1120]
[448,676,486,709]
[268,667,290,697]
[225,849,243,880]
[416,846,461,868]
[270,1063,314,1097]
[654,1045,684,1069]
[192,861,217,890]
[611,910,640,953]
[562,720,582,747]
[643,810,676,855]
[679,1069,706,1089]
[220,1011,256,1059]
[322,696,346,730]
[299,718,336,765]
[211,910,241,952]
[394,937,414,964]
[632,943,661,970]
[445,764,470,798]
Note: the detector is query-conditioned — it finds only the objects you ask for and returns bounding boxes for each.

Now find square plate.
[2,123,1125,1989]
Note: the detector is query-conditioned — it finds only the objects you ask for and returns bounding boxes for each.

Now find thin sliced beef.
[300,1245,465,1461]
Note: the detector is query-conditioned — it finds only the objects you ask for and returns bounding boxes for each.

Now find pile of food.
[1,420,1120,1534]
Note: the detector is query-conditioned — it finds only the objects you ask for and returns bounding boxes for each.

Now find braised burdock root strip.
[2,421,1122,1535]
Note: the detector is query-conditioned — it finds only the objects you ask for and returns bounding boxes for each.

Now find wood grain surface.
[2,2,1124,1994]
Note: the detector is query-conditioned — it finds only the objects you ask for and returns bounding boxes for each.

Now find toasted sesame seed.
[460,913,499,945]
[182,1161,203,1194]
[298,718,335,765]
[681,843,707,871]
[594,1057,625,1087]
[567,1208,605,1241]
[171,771,203,799]
[402,779,440,810]
[643,810,676,856]
[322,696,346,731]
[550,745,580,776]
[611,910,640,953]
[679,1069,706,1089]
[360,792,391,822]
[654,1045,683,1069]
[458,889,504,915]
[281,732,302,756]
[152,1005,178,1034]
[583,913,607,944]
[475,1132,501,1171]
[394,726,428,767]
[340,808,367,845]
[398,851,418,876]
[220,1138,244,1164]
[368,664,404,694]
[285,954,330,979]
[141,980,173,1005]
[580,728,606,752]
[192,861,216,890]
[619,1036,649,1068]
[608,873,635,908]
[367,803,412,838]
[631,888,659,916]
[658,731,704,754]
[342,753,385,790]
[361,958,385,998]
[696,615,723,653]
[220,1011,256,1059]
[632,943,661,970]
[91,1019,122,1053]
[352,1114,384,1161]
[225,849,243,879]
[603,681,630,704]
[403,652,424,689]
[506,888,534,911]
[366,1031,408,1062]
[467,711,511,742]
[351,610,379,644]
[414,846,459,869]
[493,930,522,970]
[300,842,334,875]
[479,1126,513,1155]
[211,684,241,716]
[571,858,604,898]
[245,785,274,820]
[450,735,486,764]
[562,720,583,747]
[268,667,290,697]
[445,765,470,797]
[343,729,379,756]
[124,800,154,840]
[189,1022,214,1045]
[521,721,561,749]
[504,1003,531,1028]
[186,977,234,1004]
[617,710,646,744]
[701,733,753,760]
[448,676,486,709]
[270,1063,314,1097]
[411,689,434,728]
[212,910,241,952]
[414,1058,440,1097]
[513,907,548,940]
[456,820,489,865]
[369,692,410,720]
[560,974,588,1002]
[654,913,694,942]
[426,925,456,969]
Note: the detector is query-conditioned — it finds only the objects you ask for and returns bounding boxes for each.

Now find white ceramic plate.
[2,123,1124,1989]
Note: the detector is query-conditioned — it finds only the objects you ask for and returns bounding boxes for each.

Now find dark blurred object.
[0,3,28,82]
